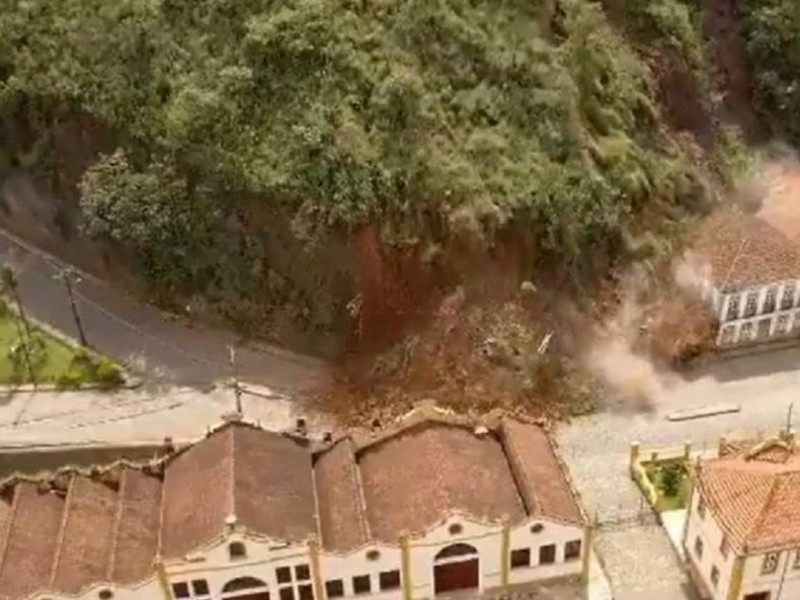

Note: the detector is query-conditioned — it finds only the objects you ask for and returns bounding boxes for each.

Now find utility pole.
[57,267,88,347]
[229,344,242,416]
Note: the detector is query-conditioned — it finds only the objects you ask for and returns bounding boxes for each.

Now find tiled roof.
[691,208,800,292]
[696,437,800,553]
[501,419,583,524]
[0,411,583,600]
[50,475,120,592]
[314,439,371,552]
[161,423,316,558]
[358,422,527,541]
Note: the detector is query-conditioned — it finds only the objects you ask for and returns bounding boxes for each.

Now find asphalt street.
[0,228,329,391]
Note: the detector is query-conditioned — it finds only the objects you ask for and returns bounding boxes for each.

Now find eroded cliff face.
[0,0,771,358]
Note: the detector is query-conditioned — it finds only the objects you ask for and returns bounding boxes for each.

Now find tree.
[1,265,35,383]
[660,463,682,498]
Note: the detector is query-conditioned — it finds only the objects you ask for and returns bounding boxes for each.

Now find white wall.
[683,488,734,600]
[507,519,583,585]
[714,280,800,346]
[739,549,800,600]
[320,544,403,600]
[27,578,162,600]
[166,532,311,599]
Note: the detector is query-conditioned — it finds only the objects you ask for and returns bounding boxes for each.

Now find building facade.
[0,407,587,600]
[689,208,800,347]
[684,435,800,600]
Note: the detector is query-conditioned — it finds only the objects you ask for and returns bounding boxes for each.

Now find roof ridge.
[49,476,77,586]
[743,474,782,551]
[344,439,371,541]
[107,468,129,581]
[499,419,537,515]
[229,425,237,523]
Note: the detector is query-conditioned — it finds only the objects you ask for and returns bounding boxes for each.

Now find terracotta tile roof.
[357,422,527,541]
[314,439,370,552]
[500,419,583,525]
[696,437,800,553]
[691,208,800,292]
[161,425,234,558]
[109,468,162,583]
[51,475,119,593]
[232,425,316,542]
[0,483,66,599]
[0,412,584,599]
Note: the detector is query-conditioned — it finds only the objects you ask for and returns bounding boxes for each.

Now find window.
[379,570,401,591]
[229,541,247,560]
[763,287,777,314]
[539,544,556,565]
[510,548,531,569]
[448,523,463,535]
[721,325,736,344]
[191,581,210,596]
[720,536,729,559]
[711,566,720,588]
[744,291,759,317]
[794,311,800,332]
[530,523,544,534]
[694,536,703,560]
[793,551,800,570]
[726,294,741,321]
[298,584,314,600]
[325,580,345,599]
[757,318,772,339]
[280,588,295,600]
[172,584,190,599]
[740,321,754,341]
[776,314,790,335]
[295,565,311,582]
[353,575,371,595]
[762,552,780,574]
[698,495,706,519]
[277,567,293,585]
[565,540,582,561]
[782,284,796,310]
[98,591,113,600]
[366,549,381,561]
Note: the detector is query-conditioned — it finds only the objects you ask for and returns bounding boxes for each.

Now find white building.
[0,407,588,600]
[684,433,800,600]
[688,208,800,346]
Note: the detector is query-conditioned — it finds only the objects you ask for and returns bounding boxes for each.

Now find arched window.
[229,541,247,560]
[435,543,478,561]
[222,576,268,593]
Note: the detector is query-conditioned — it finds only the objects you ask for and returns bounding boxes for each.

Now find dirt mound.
[308,272,599,426]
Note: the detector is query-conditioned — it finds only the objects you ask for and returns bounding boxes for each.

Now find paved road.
[557,344,800,599]
[0,228,329,391]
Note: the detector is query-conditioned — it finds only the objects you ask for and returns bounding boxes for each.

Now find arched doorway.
[433,543,479,595]
[222,576,270,600]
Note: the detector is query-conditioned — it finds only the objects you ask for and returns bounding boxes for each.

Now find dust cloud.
[583,269,668,411]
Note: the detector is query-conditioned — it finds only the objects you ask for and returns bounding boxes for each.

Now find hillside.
[0,0,792,371]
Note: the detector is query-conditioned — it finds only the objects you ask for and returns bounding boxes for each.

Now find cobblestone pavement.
[556,344,800,599]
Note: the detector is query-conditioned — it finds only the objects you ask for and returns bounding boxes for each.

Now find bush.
[8,334,46,377]
[660,463,683,497]
[56,371,86,390]
[93,358,124,389]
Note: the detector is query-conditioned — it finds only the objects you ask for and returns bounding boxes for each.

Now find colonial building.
[684,433,800,600]
[688,208,800,346]
[0,406,587,600]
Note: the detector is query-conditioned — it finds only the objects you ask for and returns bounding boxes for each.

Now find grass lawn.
[645,460,690,512]
[0,315,122,387]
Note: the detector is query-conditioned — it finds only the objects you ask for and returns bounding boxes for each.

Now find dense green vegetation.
[739,0,800,143]
[0,0,712,292]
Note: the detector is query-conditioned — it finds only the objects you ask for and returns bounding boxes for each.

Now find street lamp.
[55,267,88,347]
